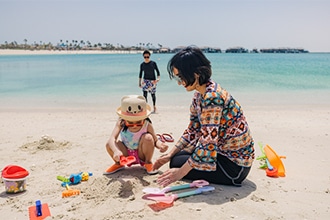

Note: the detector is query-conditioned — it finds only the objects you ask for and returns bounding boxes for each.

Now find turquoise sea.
[1,53,330,109]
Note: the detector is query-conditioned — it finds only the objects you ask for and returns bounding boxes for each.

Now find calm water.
[1,53,330,109]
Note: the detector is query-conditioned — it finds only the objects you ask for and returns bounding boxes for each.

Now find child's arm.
[106,119,123,162]
[147,123,168,153]
[156,140,169,153]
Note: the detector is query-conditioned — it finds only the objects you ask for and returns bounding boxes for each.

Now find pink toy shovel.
[142,179,209,195]
[143,185,215,204]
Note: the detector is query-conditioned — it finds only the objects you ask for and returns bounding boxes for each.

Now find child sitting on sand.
[104,95,168,175]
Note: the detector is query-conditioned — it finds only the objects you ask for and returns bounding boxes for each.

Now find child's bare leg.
[138,133,155,164]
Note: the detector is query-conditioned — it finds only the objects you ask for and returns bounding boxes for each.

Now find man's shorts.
[142,79,157,94]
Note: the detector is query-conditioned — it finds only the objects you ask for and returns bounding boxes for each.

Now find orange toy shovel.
[28,200,51,220]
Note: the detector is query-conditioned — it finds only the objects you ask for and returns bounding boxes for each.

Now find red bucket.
[2,165,29,193]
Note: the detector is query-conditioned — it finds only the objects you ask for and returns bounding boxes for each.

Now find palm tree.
[80,40,85,48]
[24,39,27,49]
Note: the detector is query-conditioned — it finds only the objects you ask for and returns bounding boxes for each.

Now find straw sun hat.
[116,95,151,121]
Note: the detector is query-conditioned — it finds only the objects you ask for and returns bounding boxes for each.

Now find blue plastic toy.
[35,200,42,217]
[57,172,93,186]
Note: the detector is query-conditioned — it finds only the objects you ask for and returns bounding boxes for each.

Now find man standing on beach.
[139,50,160,113]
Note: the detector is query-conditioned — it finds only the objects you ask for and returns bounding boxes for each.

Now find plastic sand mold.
[28,200,51,220]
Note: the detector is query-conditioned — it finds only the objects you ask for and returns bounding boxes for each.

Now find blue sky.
[1,0,329,52]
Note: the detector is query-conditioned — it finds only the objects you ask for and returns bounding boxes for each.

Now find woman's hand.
[157,162,192,187]
[157,168,185,187]
[153,154,171,170]
[157,168,181,187]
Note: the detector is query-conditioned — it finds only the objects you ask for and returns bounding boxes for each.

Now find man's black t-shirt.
[139,61,160,80]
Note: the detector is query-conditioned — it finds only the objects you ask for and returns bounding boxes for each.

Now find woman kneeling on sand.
[154,46,255,187]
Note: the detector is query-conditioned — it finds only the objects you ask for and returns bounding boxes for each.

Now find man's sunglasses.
[144,56,150,59]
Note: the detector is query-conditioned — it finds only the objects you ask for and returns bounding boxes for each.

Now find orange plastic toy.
[62,184,80,198]
[119,155,136,166]
[264,145,286,177]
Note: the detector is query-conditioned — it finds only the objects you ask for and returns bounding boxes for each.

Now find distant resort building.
[151,46,309,54]
[251,48,259,53]
[259,48,309,53]
[223,47,308,53]
[170,46,186,53]
[225,47,248,53]
[200,47,222,53]
[152,47,171,53]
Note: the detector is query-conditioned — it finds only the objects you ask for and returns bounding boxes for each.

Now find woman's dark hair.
[167,46,212,86]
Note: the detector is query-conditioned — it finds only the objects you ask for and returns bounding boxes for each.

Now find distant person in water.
[139,50,160,113]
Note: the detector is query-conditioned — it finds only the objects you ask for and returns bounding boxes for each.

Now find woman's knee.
[170,154,190,168]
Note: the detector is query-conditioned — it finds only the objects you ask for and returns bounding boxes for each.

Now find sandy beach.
[0,102,329,220]
[1,49,330,219]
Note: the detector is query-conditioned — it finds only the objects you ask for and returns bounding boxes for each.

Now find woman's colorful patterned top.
[175,79,255,171]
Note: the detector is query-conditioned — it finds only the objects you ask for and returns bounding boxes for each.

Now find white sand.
[0,103,329,219]
[1,49,329,219]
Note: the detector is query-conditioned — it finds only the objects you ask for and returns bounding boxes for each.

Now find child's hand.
[159,142,169,153]
[113,150,123,162]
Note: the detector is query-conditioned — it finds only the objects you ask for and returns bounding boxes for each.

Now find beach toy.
[69,173,82,184]
[142,186,215,204]
[256,142,269,168]
[62,184,80,198]
[57,171,93,186]
[143,179,209,195]
[35,200,42,217]
[28,200,51,220]
[80,171,92,181]
[256,142,286,177]
[119,155,136,166]
[157,133,174,142]
[1,165,29,194]
[265,159,278,177]
[264,144,286,177]
[148,200,174,212]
